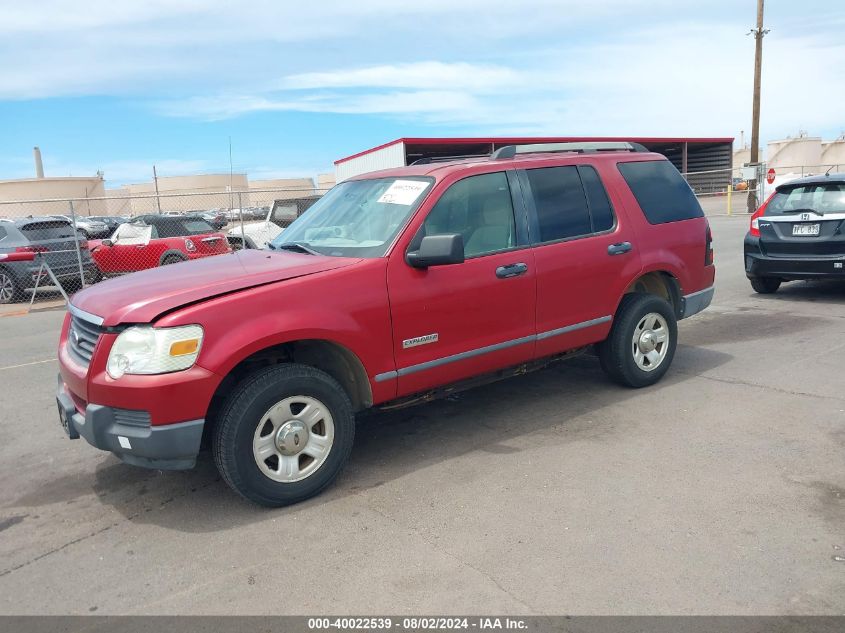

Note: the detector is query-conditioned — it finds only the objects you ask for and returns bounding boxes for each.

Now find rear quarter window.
[618,160,703,224]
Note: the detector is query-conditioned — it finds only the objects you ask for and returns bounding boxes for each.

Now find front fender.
[153,259,397,404]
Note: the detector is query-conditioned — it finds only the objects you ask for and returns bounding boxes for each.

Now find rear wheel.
[212,364,355,507]
[749,277,781,294]
[160,254,186,266]
[598,293,678,388]
[0,268,22,304]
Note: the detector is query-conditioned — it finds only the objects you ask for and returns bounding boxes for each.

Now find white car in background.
[226,197,320,249]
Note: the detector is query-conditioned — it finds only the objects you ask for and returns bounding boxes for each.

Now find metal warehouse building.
[335,137,734,192]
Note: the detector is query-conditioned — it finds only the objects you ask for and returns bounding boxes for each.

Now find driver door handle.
[496,262,528,278]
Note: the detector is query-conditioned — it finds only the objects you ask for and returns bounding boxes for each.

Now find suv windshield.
[271,177,434,258]
[766,183,845,215]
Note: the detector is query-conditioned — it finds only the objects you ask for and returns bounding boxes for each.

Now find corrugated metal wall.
[336,142,406,182]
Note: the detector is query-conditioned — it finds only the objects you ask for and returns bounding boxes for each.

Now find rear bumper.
[744,236,845,279]
[57,375,204,470]
[679,285,714,320]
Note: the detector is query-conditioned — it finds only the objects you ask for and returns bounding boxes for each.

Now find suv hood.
[71,249,360,326]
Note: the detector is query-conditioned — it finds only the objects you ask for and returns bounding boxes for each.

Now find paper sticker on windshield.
[377,180,429,206]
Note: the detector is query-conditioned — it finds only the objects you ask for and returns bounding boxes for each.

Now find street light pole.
[747,0,769,213]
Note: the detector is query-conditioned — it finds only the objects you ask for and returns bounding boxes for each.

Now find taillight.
[749,192,775,238]
[705,222,714,266]
[15,245,48,253]
[185,238,197,252]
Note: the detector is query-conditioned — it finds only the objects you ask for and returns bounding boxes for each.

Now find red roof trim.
[335,136,735,165]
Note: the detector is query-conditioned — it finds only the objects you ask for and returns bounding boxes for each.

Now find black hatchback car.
[0,217,99,303]
[744,173,845,293]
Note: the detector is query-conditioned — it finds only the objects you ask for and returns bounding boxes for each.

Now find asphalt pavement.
[0,214,843,615]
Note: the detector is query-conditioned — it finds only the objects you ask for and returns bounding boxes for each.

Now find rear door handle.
[496,262,528,278]
[607,242,633,256]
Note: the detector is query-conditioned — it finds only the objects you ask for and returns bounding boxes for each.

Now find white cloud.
[154,21,845,141]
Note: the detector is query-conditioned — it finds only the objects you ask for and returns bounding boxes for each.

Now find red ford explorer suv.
[56,142,715,506]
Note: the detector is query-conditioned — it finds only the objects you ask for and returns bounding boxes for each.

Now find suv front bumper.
[57,375,204,470]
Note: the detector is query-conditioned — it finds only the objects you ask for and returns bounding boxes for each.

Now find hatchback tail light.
[15,245,48,253]
[749,192,775,238]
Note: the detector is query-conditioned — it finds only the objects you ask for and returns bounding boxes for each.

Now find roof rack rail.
[409,153,490,165]
[491,141,649,160]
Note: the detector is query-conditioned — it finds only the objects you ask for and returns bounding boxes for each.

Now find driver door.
[386,171,537,397]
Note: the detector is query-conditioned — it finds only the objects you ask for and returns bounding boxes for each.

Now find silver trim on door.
[376,314,613,381]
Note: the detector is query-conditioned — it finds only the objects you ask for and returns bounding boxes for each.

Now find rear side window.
[18,221,75,240]
[618,160,703,224]
[181,219,216,234]
[0,227,7,240]
[525,166,591,242]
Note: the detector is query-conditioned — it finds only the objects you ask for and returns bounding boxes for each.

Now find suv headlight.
[106,325,204,379]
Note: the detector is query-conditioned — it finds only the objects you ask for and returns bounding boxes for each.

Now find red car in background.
[90,214,231,274]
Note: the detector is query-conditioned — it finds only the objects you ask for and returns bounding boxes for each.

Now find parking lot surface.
[0,215,843,615]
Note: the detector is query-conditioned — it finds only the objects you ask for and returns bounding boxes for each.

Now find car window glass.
[617,160,704,224]
[423,172,516,258]
[579,166,615,232]
[19,221,75,240]
[767,184,845,215]
[0,227,7,240]
[526,166,591,242]
[181,219,216,234]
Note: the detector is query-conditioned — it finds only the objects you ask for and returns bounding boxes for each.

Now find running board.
[377,347,588,411]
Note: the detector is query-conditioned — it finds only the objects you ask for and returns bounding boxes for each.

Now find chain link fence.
[2,162,843,311]
[0,188,327,309]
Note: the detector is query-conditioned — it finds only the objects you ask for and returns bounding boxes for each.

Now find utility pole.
[747,0,769,213]
[153,164,163,214]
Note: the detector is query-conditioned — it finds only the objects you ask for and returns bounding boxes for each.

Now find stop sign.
[766,168,776,184]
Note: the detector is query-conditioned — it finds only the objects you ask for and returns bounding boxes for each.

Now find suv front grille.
[67,315,105,367]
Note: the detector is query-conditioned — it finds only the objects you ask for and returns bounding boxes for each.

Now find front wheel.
[598,293,678,388]
[749,276,781,294]
[212,364,355,507]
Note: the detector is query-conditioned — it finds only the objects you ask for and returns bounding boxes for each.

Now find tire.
[160,254,186,266]
[212,363,355,507]
[0,267,22,304]
[749,277,781,294]
[598,293,678,388]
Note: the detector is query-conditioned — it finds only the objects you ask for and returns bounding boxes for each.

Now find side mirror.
[102,239,114,247]
[407,234,465,268]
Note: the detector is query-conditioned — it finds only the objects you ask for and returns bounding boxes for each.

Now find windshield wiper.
[276,241,322,256]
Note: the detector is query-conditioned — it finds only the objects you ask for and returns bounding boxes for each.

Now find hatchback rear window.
[18,221,75,240]
[618,160,704,224]
[765,183,845,215]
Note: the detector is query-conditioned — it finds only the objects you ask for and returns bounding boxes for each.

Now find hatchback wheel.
[212,364,355,507]
[749,276,781,294]
[0,268,22,304]
[598,293,678,388]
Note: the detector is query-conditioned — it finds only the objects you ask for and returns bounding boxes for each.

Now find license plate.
[792,223,820,236]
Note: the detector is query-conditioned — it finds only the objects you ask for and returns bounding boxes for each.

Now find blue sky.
[1,0,843,187]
